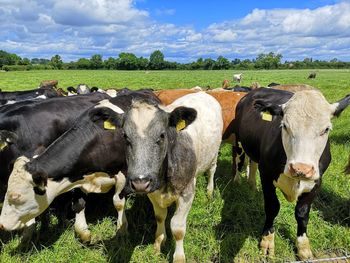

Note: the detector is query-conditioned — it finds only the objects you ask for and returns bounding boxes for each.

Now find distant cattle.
[308,72,317,79]
[0,90,159,242]
[222,79,230,89]
[234,88,350,259]
[39,80,58,89]
[233,73,243,83]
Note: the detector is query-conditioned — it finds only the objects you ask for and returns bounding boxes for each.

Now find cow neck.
[30,119,100,181]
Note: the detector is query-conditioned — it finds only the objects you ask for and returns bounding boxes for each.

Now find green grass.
[0,69,350,262]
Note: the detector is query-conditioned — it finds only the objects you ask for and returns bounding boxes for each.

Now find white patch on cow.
[296,233,313,259]
[74,208,91,242]
[130,101,157,137]
[281,90,334,181]
[0,157,116,231]
[78,84,89,93]
[164,92,223,174]
[95,99,124,114]
[105,89,117,97]
[6,100,16,105]
[273,173,316,202]
[35,95,47,99]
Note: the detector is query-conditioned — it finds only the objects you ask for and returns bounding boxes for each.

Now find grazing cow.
[155,89,249,192]
[222,79,230,89]
[233,73,243,83]
[224,85,252,92]
[39,80,58,89]
[0,87,60,105]
[0,93,109,198]
[234,88,350,259]
[0,90,160,243]
[308,72,317,79]
[118,92,222,262]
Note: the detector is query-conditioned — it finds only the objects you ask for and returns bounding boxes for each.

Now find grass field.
[0,69,349,262]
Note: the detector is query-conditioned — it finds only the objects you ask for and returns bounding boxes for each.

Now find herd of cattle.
[0,80,348,262]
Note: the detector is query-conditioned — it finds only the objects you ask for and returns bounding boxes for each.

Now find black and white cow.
[118,92,222,262]
[0,93,110,198]
[0,90,160,242]
[0,87,60,105]
[234,88,350,259]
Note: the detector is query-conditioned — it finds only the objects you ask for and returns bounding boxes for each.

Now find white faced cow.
[234,88,350,259]
[119,92,223,262]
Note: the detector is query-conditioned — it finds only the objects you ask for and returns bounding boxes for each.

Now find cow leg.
[148,194,168,254]
[260,173,280,257]
[206,153,218,198]
[113,172,128,234]
[20,218,36,249]
[247,160,258,190]
[71,191,91,243]
[171,185,195,263]
[295,184,320,260]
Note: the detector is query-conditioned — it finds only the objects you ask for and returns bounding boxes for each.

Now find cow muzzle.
[130,176,152,193]
[288,163,315,179]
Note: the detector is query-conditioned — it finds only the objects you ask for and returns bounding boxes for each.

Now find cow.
[116,92,223,262]
[66,84,92,96]
[224,85,252,92]
[0,87,61,105]
[308,72,317,79]
[0,90,160,242]
[155,89,249,193]
[222,79,230,89]
[267,82,280,87]
[0,92,110,199]
[233,73,243,83]
[234,88,350,259]
[39,80,58,89]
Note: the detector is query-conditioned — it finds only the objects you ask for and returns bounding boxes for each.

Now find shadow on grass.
[314,187,350,227]
[214,158,265,262]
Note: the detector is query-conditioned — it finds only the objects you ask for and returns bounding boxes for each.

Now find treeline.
[1,50,350,71]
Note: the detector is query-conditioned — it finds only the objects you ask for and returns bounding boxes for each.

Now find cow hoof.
[296,234,313,260]
[154,234,166,254]
[260,232,275,257]
[78,230,91,243]
[173,254,185,263]
[206,189,213,199]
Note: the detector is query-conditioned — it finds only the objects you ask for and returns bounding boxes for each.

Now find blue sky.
[0,0,349,62]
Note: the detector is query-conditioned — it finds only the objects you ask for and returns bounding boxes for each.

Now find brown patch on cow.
[155,215,164,223]
[40,80,58,88]
[172,229,185,241]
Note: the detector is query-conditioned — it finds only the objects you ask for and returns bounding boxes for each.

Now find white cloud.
[1,0,350,61]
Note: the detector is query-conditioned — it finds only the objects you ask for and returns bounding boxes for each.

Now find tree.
[254,52,282,69]
[50,54,63,69]
[0,50,21,67]
[117,53,139,70]
[76,58,91,69]
[90,54,103,69]
[149,50,165,70]
[214,56,230,69]
[203,58,215,70]
[104,57,118,69]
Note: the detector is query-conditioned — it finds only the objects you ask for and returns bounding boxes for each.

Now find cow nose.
[130,177,151,193]
[289,163,315,178]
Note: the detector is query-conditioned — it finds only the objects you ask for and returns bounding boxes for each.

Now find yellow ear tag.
[176,119,186,131]
[0,141,7,151]
[262,111,272,122]
[104,120,116,130]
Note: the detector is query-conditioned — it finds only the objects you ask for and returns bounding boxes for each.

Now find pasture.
[0,69,350,262]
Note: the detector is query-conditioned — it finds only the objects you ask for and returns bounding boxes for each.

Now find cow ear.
[0,130,17,151]
[169,106,197,131]
[254,99,284,118]
[67,86,77,94]
[32,170,48,195]
[89,107,123,130]
[91,87,99,92]
[332,94,350,118]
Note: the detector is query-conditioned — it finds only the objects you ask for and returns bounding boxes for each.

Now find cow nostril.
[130,178,151,192]
[0,224,4,230]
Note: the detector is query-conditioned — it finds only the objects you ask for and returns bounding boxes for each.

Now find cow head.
[108,100,197,194]
[255,90,350,180]
[0,156,50,231]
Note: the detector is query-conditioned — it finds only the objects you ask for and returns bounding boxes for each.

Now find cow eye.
[156,133,165,144]
[320,127,331,136]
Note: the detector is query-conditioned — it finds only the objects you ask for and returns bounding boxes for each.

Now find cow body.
[234,88,350,259]
[118,92,223,262]
[0,87,60,105]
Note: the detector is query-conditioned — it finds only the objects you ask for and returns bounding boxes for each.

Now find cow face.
[120,101,197,194]
[257,90,350,181]
[0,157,49,231]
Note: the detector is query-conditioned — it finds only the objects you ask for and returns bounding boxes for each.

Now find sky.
[0,0,350,62]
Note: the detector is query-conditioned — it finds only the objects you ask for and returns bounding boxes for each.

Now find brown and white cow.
[119,92,223,262]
